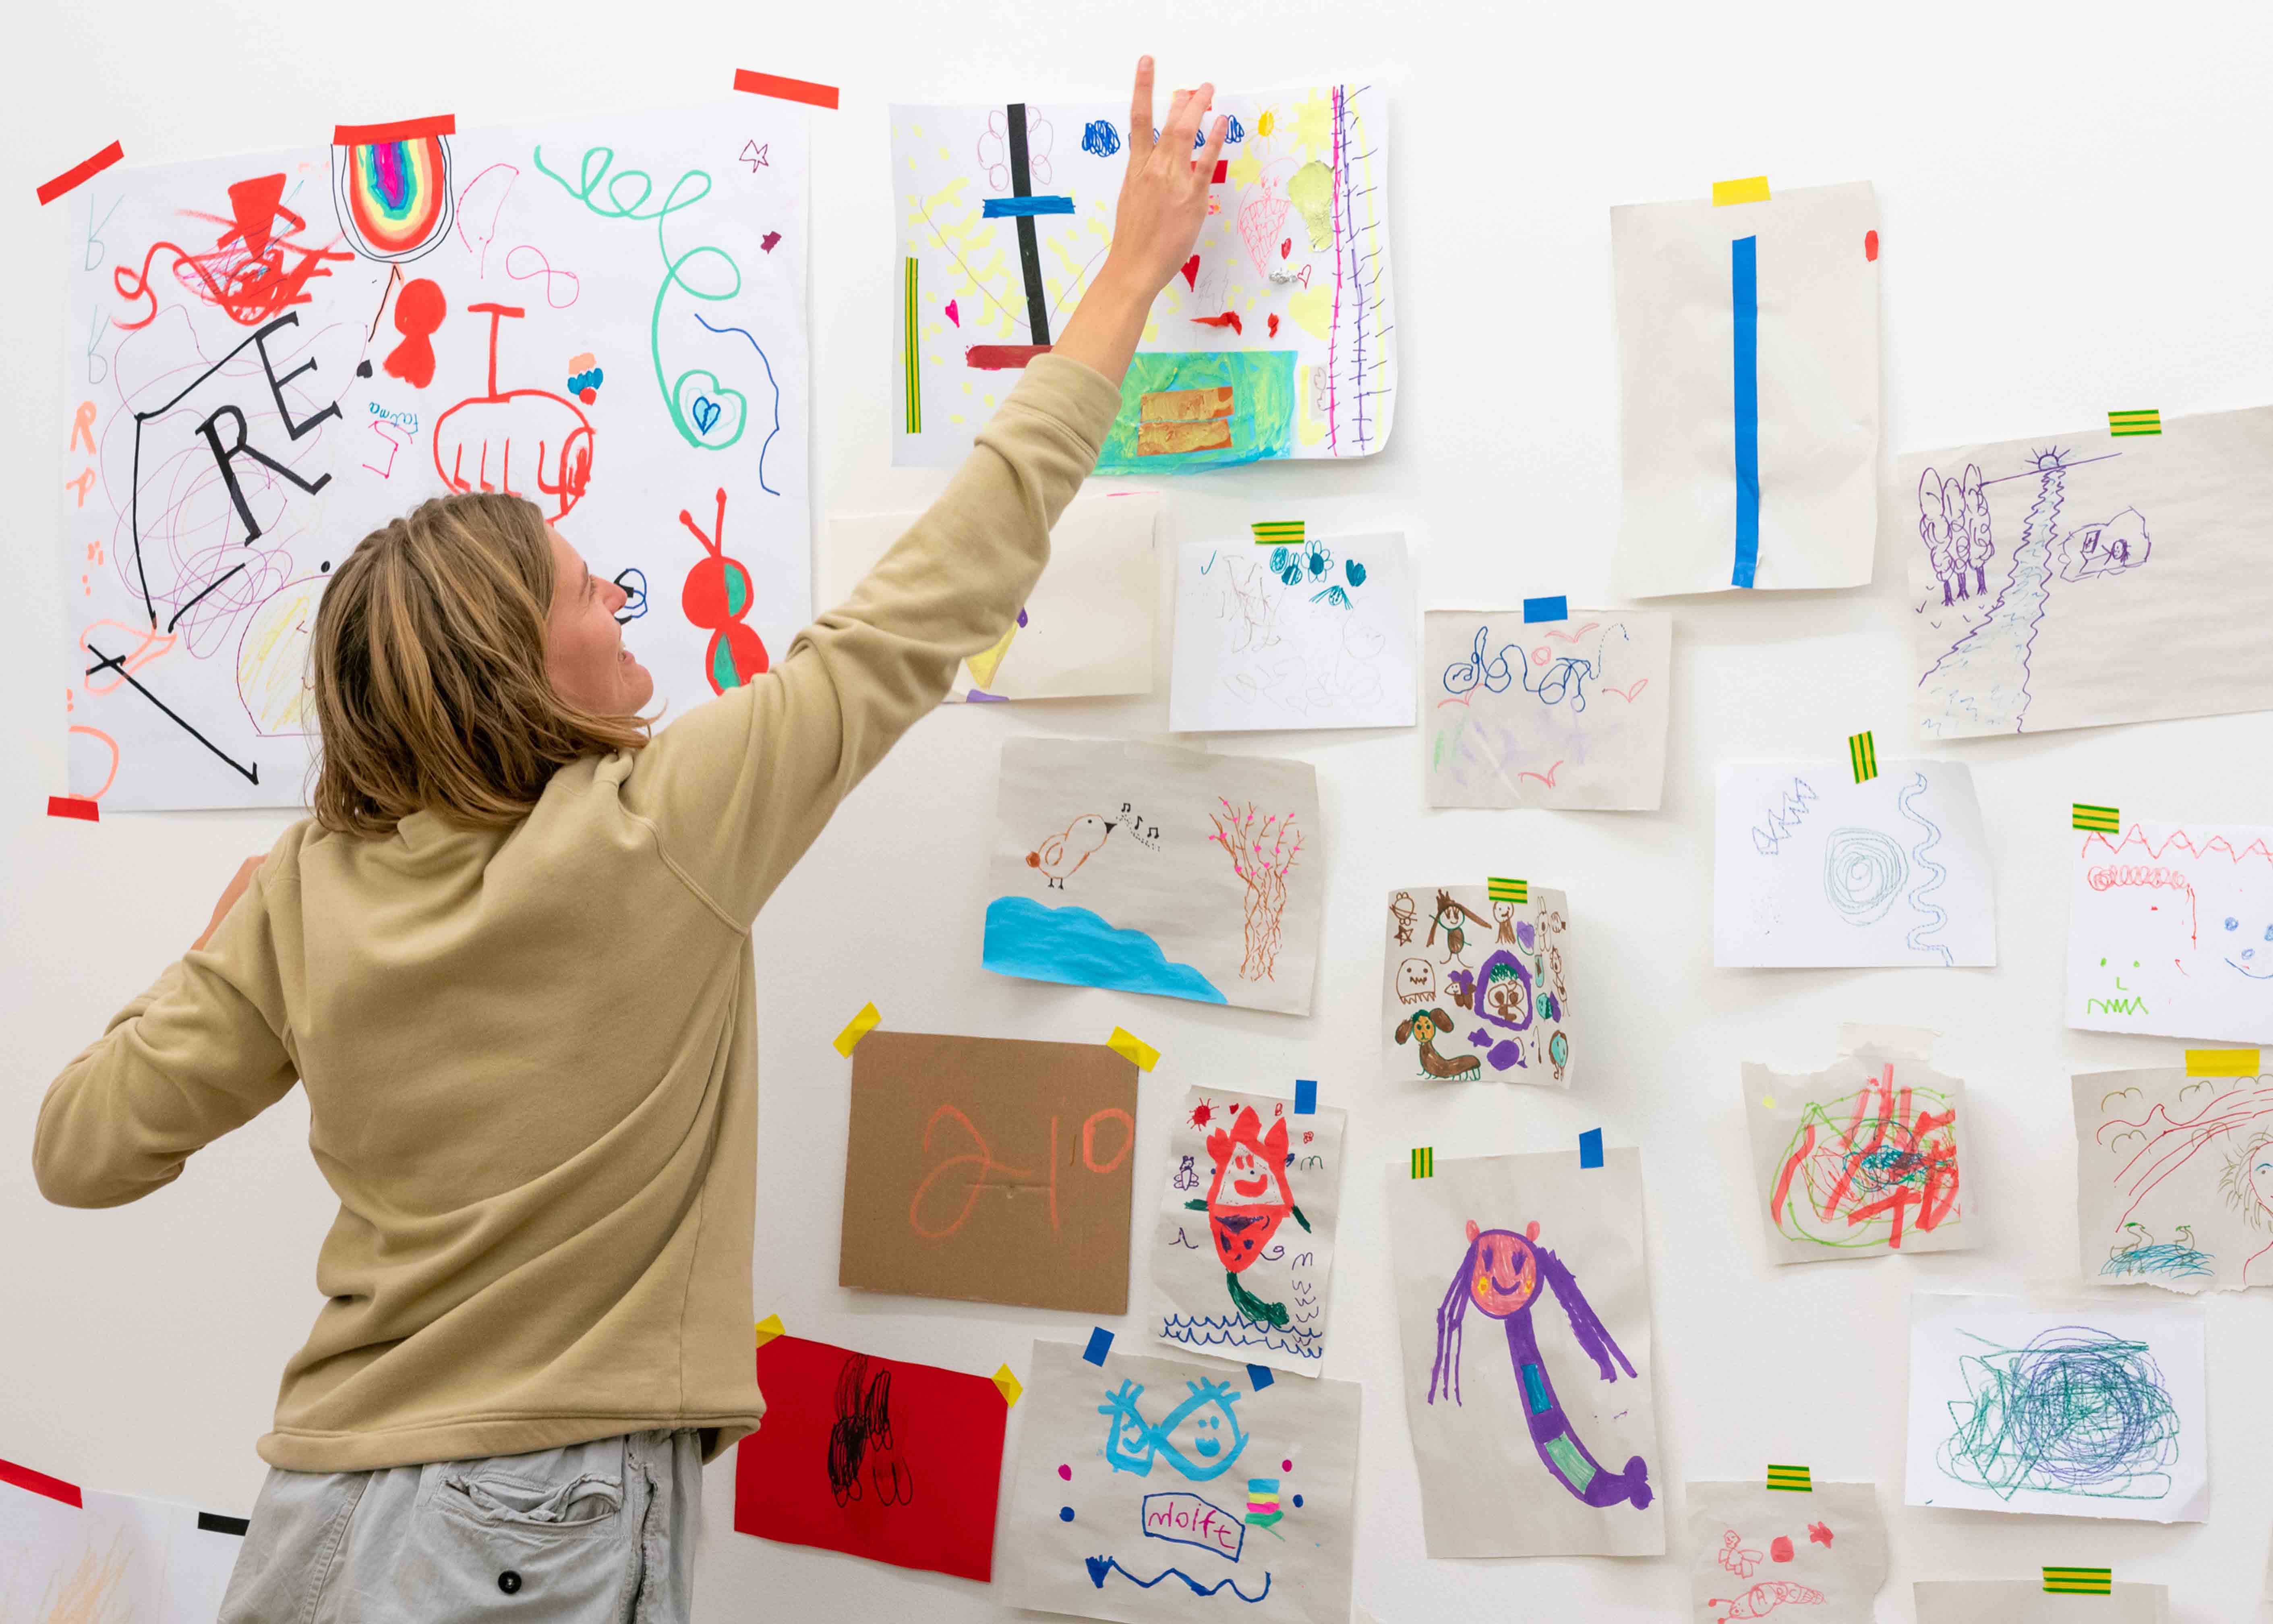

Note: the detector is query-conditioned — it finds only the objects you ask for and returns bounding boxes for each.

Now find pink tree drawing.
[1206,798,1304,982]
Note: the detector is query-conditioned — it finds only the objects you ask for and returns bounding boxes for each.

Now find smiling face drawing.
[2223,915,2273,979]
[1465,1219,1542,1318]
[1203,1106,1294,1275]
[1098,1376,1249,1481]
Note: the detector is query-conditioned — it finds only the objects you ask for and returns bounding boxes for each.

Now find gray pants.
[217,1431,703,1622]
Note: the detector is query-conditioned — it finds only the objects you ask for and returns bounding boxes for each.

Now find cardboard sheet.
[1150,1087,1347,1376]
[1380,884,1573,1088]
[838,1030,1137,1313]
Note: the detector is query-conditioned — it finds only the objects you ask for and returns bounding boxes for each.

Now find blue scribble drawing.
[2101,1223,2215,1282]
[691,313,784,495]
[1159,1313,1323,1361]
[1081,120,1123,157]
[1750,779,1818,856]
[1441,622,1631,714]
[1898,771,1952,965]
[1822,829,1907,926]
[1916,448,2152,735]
[1083,1556,1269,1601]
[1937,1324,2180,1501]
[1099,1377,1249,1482]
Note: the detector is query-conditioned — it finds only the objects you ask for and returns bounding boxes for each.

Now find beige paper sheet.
[1687,1480,1886,1623]
[2074,1065,2273,1293]
[1385,1148,1664,1556]
[1379,884,1572,1088]
[1151,1088,1347,1377]
[1002,1337,1360,1624]
[1914,1580,2167,1623]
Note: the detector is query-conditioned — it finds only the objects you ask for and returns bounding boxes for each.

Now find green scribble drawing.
[1936,1325,2178,1501]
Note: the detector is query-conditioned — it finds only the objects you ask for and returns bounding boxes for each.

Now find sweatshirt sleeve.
[33,866,301,1209]
[620,351,1124,926]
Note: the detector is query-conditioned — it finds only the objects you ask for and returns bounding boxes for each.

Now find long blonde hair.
[310,492,648,836]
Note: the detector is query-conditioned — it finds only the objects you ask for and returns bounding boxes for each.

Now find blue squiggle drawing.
[1159,1314,1324,1360]
[1898,770,1952,965]
[1083,1556,1270,1601]
[1751,778,1818,856]
[1441,623,1629,713]
[691,313,783,496]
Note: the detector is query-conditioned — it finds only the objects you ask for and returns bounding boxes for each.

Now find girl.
[33,60,1228,1622]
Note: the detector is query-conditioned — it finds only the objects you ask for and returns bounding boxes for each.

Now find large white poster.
[60,99,810,808]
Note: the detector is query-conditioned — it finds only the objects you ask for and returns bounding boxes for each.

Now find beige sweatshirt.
[33,354,1124,1473]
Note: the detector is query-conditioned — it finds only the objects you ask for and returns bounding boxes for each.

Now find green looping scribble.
[532,143,744,451]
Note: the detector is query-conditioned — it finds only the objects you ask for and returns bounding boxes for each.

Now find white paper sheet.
[1715,761,1996,967]
[2068,819,2273,1042]
[892,86,1393,472]
[1743,1025,1974,1262]
[1902,404,2273,739]
[828,492,1157,702]
[983,737,1323,1015]
[58,100,810,809]
[1687,1481,1886,1624]
[0,1479,245,1622]
[1168,535,1414,732]
[1423,608,1671,809]
[1385,1148,1665,1557]
[1903,1293,2209,1522]
[1002,1337,1360,1624]
[1151,1087,1346,1375]
[1914,1580,2168,1624]
[1379,884,1573,1088]
[2074,1065,2273,1293]
[1612,181,1879,597]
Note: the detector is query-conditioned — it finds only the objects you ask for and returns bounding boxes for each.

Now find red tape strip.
[47,796,100,822]
[733,69,839,110]
[0,1457,83,1508]
[35,141,123,206]
[332,113,456,146]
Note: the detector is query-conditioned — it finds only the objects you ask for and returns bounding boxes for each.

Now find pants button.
[498,1570,522,1595]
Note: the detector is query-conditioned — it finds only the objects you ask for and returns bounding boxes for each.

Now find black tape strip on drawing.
[1006,104,1051,347]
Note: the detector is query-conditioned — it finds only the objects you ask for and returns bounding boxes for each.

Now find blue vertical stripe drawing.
[1730,234,1760,589]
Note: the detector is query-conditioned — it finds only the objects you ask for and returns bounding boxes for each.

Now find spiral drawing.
[1822,827,1907,926]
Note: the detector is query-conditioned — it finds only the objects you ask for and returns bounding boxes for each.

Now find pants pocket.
[417,1439,643,1620]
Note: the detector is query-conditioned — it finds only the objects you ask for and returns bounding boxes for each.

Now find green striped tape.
[1251,520,1305,546]
[1410,1147,1434,1179]
[2107,409,2160,437]
[902,257,921,435]
[2043,1567,2113,1595]
[2073,802,2121,833]
[1487,877,1527,904]
[1765,1464,1812,1492]
[1848,730,1877,784]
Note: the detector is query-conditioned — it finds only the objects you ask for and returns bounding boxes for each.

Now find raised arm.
[621,59,1228,926]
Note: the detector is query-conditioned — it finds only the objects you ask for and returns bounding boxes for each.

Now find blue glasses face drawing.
[2223,917,2273,980]
[1099,1378,1248,1482]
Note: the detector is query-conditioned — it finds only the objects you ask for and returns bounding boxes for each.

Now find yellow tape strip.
[833,1002,881,1057]
[993,1365,1023,1406]
[2187,1048,2261,1077]
[755,1313,787,1346]
[1712,175,1771,206]
[1107,1026,1159,1071]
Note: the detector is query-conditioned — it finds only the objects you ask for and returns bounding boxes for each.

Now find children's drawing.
[1914,1579,2170,1624]
[2067,820,2273,1043]
[1003,1338,1360,1624]
[1715,762,1996,967]
[1743,1024,1973,1263]
[1687,1481,1887,1624]
[1152,1089,1346,1376]
[1611,182,1878,596]
[892,86,1393,473]
[1904,1294,2209,1523]
[986,739,1323,1015]
[1903,406,2273,739]
[1388,1149,1666,1557]
[2073,1065,2273,1293]
[58,99,811,808]
[0,1464,246,1624]
[1379,883,1573,1088]
[733,1332,1009,1581]
[1169,535,1414,732]
[1425,609,1672,810]
[827,492,1159,703]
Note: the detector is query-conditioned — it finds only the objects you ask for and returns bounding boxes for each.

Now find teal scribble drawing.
[2100,1222,2215,1282]
[1937,1325,2179,1501]
[533,143,746,452]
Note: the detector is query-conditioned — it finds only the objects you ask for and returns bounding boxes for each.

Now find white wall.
[7,3,2273,1619]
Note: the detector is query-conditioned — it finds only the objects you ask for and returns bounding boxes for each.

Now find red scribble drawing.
[1716,1530,1763,1578]
[363,420,410,477]
[1236,164,1293,278]
[67,468,97,507]
[908,1102,1131,1238]
[112,173,353,331]
[453,162,519,276]
[1604,679,1650,702]
[678,488,768,691]
[2085,863,2200,945]
[1207,799,1303,982]
[1266,314,1279,338]
[505,244,580,309]
[68,725,122,800]
[1769,1064,1960,1252]
[1708,1581,1824,1622]
[1539,621,1603,644]
[383,277,446,387]
[1188,1097,1218,1131]
[78,620,176,693]
[1191,311,1242,334]
[1806,1521,1832,1546]
[1517,761,1565,788]
[69,401,97,454]
[432,302,594,520]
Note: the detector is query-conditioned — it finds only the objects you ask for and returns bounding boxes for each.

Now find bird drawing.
[1027,814,1117,889]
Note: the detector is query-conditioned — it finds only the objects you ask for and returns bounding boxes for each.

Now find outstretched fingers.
[1125,56,1156,172]
[1155,80,1213,178]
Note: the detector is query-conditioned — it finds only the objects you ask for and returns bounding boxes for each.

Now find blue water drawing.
[1159,1313,1323,1361]
[983,897,1227,1004]
[2101,1224,2215,1282]
[1898,770,1952,965]
[1083,1556,1270,1601]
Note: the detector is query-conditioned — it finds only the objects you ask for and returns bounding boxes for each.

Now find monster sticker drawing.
[1388,1148,1666,1557]
[1900,404,2273,740]
[1153,1090,1346,1376]
[2068,820,2273,1044]
[2074,1066,2273,1293]
[1380,884,1573,1088]
[1003,1338,1361,1624]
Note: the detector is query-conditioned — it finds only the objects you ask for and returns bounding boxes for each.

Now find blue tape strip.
[1247,1364,1274,1391]
[1293,1079,1317,1115]
[1522,595,1568,624]
[1730,234,1760,590]
[1083,1326,1114,1365]
[1578,1127,1604,1168]
[983,195,1076,218]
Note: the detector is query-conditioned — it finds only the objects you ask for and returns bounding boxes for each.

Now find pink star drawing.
[1807,1522,1833,1547]
[760,230,782,253]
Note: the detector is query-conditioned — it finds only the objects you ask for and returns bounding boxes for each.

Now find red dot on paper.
[1281,1459,1292,1471]
[1057,1464,1071,1480]
[1865,229,1880,261]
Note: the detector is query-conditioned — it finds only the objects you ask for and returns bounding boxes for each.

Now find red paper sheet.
[733,1334,1008,1581]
